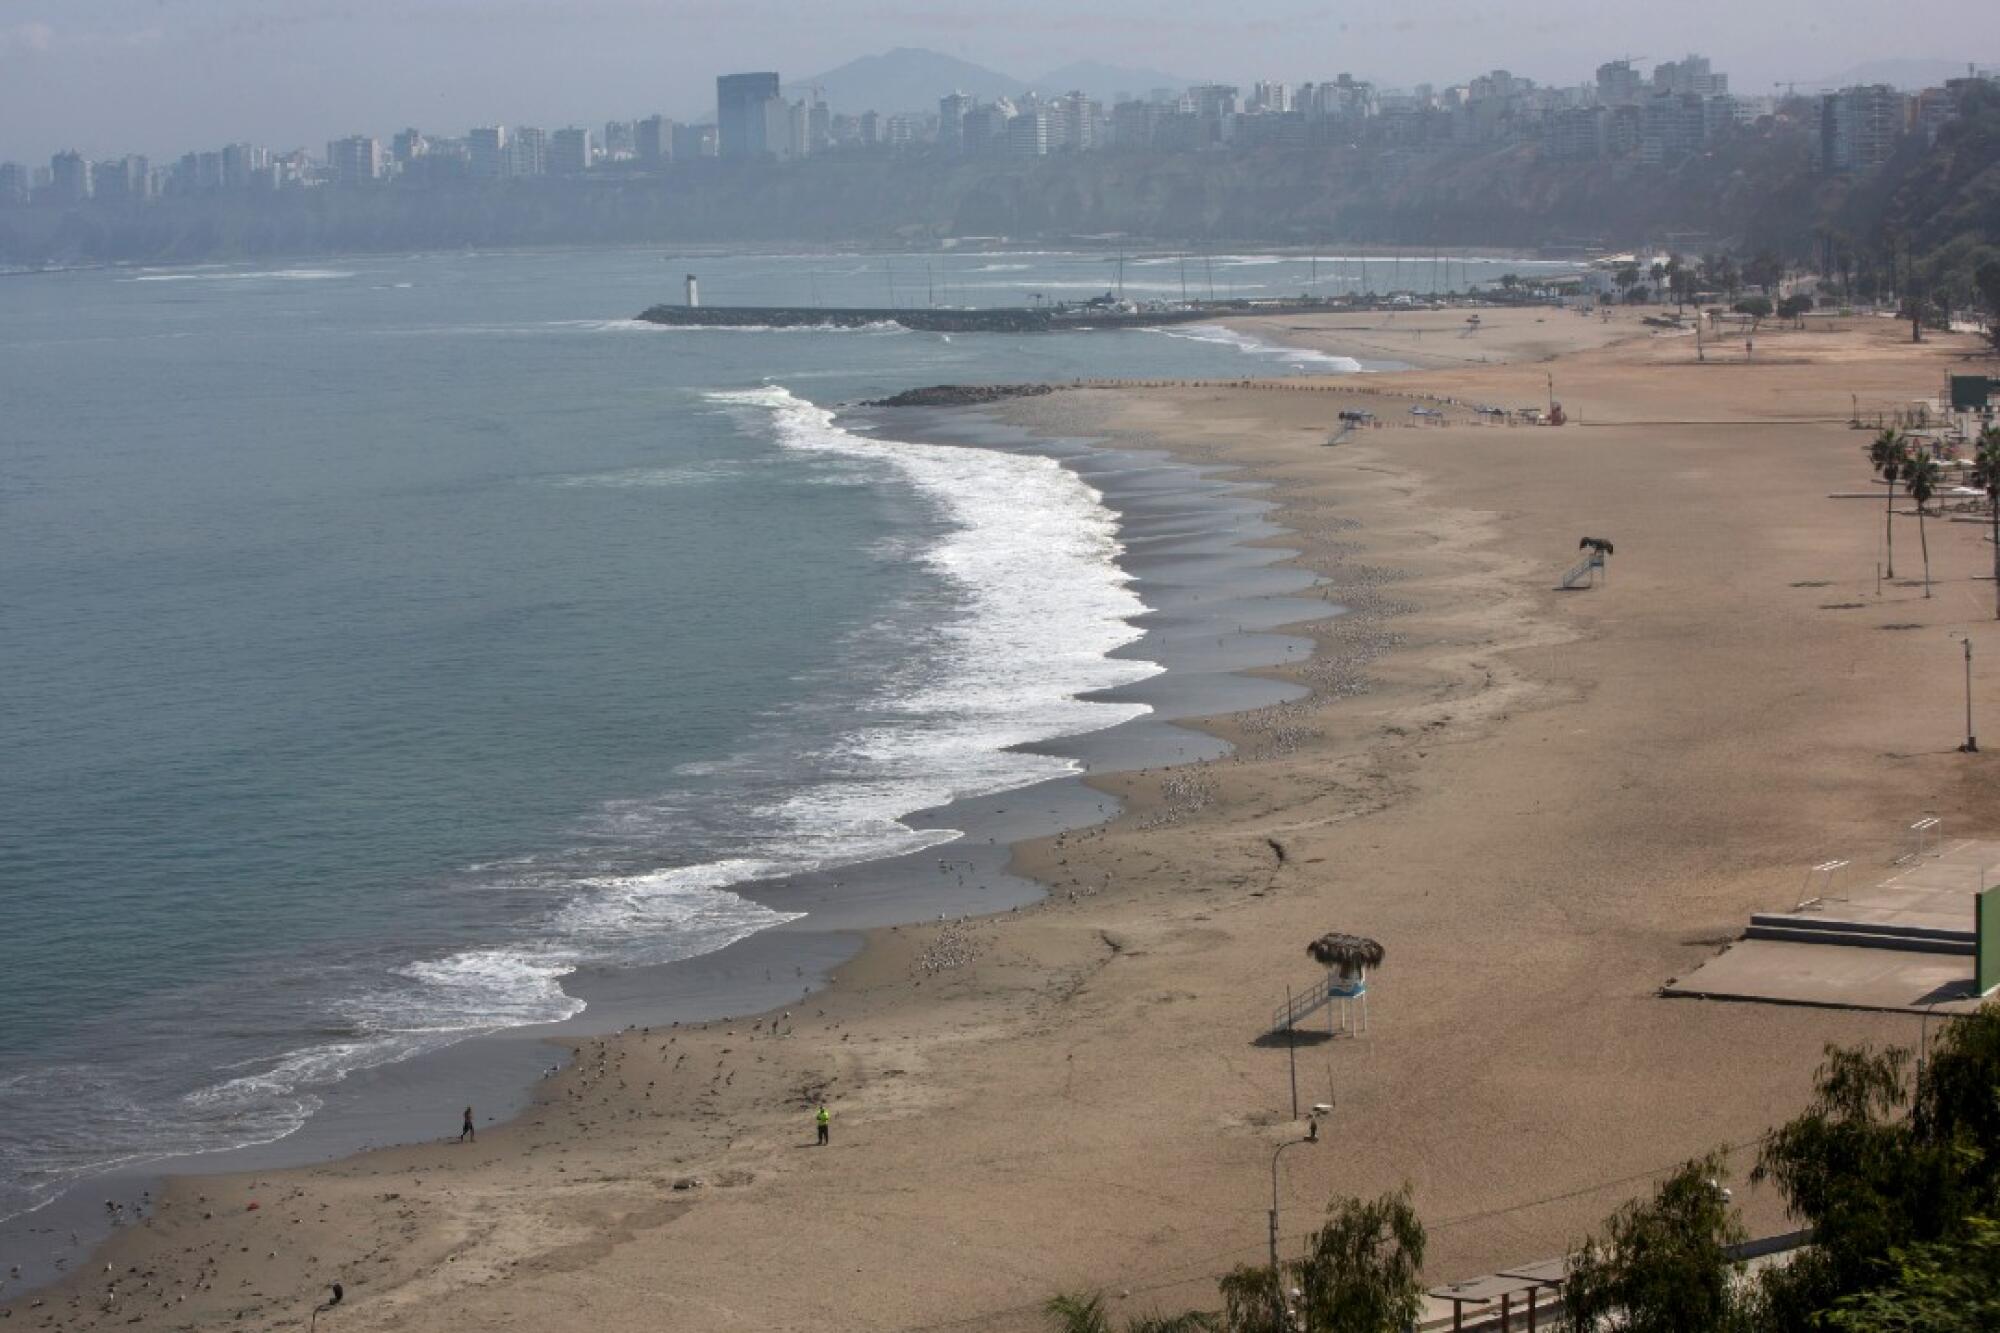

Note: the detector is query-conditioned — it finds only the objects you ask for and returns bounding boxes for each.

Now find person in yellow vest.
[815,1104,830,1146]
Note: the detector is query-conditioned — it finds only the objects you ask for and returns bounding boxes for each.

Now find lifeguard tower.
[1269,932,1384,1038]
[1558,536,1614,590]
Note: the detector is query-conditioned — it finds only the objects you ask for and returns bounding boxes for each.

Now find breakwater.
[865,384,1058,408]
[634,300,1331,334]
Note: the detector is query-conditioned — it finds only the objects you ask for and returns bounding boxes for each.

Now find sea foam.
[1151,323,1365,373]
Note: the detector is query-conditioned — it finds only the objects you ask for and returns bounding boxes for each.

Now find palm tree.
[1124,1317,1219,1333]
[1665,255,1691,312]
[1867,428,1908,579]
[1904,450,1941,599]
[1974,427,2000,620]
[1044,1293,1113,1333]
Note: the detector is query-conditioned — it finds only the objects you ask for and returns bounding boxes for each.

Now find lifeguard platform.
[1270,951,1375,1037]
[1667,827,2000,1015]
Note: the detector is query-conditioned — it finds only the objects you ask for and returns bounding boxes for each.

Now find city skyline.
[7,46,1993,195]
[2,0,1997,162]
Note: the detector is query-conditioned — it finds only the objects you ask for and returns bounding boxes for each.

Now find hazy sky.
[2,0,1995,162]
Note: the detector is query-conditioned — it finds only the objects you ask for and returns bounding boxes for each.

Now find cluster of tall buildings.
[0,114,727,206]
[1810,80,1976,172]
[716,72,925,158]
[3,56,1993,211]
[701,56,1990,171]
[692,58,1748,163]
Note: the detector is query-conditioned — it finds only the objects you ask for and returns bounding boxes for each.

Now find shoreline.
[12,359,1475,1330]
[15,307,1994,1331]
[0,379,1329,1302]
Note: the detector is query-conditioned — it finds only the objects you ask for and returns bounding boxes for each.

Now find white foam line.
[1150,323,1364,373]
[709,384,1161,814]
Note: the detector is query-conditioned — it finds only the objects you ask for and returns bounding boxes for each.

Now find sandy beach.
[14,306,2000,1332]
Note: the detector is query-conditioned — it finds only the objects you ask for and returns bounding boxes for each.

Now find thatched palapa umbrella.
[1306,933,1385,972]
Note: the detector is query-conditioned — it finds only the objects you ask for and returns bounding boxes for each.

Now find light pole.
[1959,637,1978,753]
[1285,986,1298,1120]
[1268,1103,1332,1326]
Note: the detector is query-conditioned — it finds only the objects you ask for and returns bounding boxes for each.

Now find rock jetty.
[864,384,1057,408]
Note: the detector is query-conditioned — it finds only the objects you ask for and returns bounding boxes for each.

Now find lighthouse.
[685,274,700,308]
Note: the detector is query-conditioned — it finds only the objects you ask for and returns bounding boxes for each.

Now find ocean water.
[0,246,1559,1229]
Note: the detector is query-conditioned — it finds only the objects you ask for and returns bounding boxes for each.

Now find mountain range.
[785,47,1196,115]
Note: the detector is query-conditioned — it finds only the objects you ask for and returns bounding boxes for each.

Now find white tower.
[685,274,700,308]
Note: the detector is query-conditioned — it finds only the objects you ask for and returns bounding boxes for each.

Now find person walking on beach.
[815,1104,830,1146]
[459,1106,475,1143]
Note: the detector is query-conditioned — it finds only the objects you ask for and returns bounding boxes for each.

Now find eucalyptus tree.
[1563,1153,1751,1333]
[1209,1189,1428,1333]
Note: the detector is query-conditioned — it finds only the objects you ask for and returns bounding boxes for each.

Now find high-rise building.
[49,150,92,203]
[1818,84,1906,171]
[717,71,783,160]
[1544,106,1603,160]
[1007,109,1049,156]
[763,99,794,159]
[786,100,811,158]
[469,126,508,179]
[1251,81,1292,113]
[1057,92,1101,150]
[1654,54,1727,98]
[401,136,468,184]
[1596,60,1643,106]
[1109,100,1158,149]
[550,127,593,174]
[0,162,28,206]
[327,136,383,185]
[510,127,548,176]
[961,104,1009,154]
[392,129,427,164]
[1191,85,1239,119]
[939,92,973,151]
[671,122,717,160]
[219,142,261,189]
[602,120,635,158]
[92,155,148,202]
[635,115,672,163]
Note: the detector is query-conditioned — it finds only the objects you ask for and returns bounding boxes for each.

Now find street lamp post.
[1960,637,1978,753]
[1268,1103,1332,1327]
